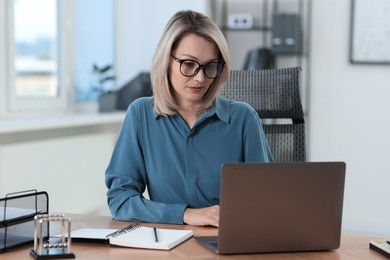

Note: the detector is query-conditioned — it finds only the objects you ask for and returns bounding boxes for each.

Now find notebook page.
[109,226,193,250]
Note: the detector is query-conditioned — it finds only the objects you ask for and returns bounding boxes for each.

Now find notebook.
[195,162,346,255]
[70,224,193,250]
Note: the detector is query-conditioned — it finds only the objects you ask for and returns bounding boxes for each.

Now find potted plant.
[92,63,116,112]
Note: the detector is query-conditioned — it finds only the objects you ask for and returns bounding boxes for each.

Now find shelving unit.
[216,0,310,67]
[211,0,311,110]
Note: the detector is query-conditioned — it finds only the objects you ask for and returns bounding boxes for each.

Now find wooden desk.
[0,214,387,259]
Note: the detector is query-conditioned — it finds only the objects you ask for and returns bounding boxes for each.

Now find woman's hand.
[183,205,220,227]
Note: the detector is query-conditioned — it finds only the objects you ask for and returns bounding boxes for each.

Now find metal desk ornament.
[30,214,75,259]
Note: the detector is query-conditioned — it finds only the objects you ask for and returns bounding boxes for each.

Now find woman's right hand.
[183,205,220,227]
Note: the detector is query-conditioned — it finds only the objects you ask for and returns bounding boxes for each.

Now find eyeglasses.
[171,55,226,79]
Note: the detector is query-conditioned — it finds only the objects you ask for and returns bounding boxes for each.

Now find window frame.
[0,1,8,117]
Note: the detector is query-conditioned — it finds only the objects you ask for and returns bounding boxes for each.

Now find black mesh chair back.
[220,67,306,162]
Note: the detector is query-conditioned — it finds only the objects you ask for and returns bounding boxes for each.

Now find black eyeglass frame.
[171,55,226,79]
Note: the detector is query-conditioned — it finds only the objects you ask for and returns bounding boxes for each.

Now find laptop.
[195,162,346,255]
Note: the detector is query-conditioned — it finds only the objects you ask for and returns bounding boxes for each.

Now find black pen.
[386,241,390,246]
[153,227,159,242]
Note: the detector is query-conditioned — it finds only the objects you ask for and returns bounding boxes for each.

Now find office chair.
[220,67,306,162]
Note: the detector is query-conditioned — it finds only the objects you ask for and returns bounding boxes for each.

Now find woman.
[105,10,273,227]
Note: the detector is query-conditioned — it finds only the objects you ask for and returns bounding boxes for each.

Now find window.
[73,0,114,102]
[0,0,114,116]
[4,0,71,114]
[13,0,58,98]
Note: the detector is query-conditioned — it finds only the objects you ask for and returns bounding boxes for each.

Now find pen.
[153,227,159,242]
[386,241,390,246]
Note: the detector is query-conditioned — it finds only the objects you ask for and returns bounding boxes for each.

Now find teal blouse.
[105,96,273,224]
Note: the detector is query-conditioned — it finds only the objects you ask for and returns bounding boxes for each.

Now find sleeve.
[105,104,187,224]
[243,109,274,162]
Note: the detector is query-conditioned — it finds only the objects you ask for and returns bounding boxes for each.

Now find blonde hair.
[151,10,231,116]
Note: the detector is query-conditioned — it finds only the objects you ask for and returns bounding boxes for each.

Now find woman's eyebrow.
[180,53,219,62]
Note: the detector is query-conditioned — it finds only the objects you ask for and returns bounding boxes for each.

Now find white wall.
[0,123,121,216]
[309,1,390,236]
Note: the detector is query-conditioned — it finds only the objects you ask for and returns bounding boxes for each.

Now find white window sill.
[0,112,125,135]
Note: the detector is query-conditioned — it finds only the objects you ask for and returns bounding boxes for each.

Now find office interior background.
[0,0,389,237]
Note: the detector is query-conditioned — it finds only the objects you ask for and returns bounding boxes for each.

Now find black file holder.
[0,190,49,253]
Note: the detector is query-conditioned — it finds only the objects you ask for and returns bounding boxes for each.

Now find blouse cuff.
[162,203,188,224]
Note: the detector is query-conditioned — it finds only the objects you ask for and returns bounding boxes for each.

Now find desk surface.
[0,214,387,260]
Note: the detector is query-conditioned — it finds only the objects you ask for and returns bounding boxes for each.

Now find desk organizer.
[0,190,49,252]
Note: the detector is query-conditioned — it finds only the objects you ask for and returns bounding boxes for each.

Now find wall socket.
[228,13,254,29]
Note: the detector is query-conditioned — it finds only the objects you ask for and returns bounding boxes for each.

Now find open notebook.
[70,223,193,250]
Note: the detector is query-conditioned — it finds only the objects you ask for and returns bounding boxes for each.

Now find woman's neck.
[177,107,199,129]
